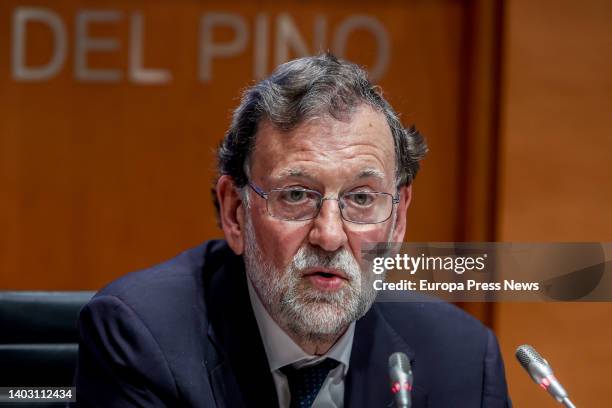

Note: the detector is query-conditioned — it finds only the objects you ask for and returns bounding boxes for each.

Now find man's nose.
[308,199,348,252]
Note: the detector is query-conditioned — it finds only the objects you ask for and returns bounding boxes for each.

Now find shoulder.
[93,239,232,311]
[75,240,233,405]
[80,239,236,357]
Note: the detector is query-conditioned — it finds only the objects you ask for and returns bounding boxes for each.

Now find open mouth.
[303,268,348,280]
[314,271,337,279]
[303,269,348,291]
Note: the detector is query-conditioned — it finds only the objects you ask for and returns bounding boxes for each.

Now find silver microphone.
[388,352,413,408]
[515,344,576,408]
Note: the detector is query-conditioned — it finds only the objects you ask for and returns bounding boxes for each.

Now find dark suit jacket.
[75,240,511,407]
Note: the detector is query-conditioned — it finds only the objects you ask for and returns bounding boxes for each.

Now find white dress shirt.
[247,279,355,408]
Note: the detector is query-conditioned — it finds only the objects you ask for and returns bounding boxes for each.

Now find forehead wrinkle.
[291,144,392,170]
[270,149,392,180]
[254,107,396,184]
[267,166,389,186]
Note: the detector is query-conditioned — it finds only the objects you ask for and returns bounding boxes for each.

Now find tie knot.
[281,358,340,408]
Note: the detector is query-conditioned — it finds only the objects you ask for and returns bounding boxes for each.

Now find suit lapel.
[204,252,279,408]
[345,304,428,408]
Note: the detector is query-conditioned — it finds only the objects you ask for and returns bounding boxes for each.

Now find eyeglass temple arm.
[248,182,268,199]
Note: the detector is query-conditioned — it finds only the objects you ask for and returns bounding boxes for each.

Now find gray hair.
[213,53,428,219]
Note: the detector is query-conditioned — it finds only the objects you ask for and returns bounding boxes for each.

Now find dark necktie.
[280,358,340,408]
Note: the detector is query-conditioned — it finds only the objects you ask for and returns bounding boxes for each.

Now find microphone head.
[388,352,413,408]
[389,352,411,372]
[515,344,547,370]
[515,344,569,402]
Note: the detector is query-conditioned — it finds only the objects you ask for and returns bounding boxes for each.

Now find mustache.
[290,246,361,280]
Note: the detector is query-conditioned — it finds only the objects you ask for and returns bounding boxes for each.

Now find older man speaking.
[75,54,511,407]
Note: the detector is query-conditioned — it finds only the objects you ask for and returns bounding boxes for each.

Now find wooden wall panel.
[455,0,503,324]
[496,1,612,406]
[0,1,471,290]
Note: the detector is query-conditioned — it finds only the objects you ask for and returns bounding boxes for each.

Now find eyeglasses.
[248,182,400,224]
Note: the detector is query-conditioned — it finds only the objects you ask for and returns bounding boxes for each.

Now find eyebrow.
[272,167,386,182]
[275,168,310,179]
[358,168,385,180]
[285,169,306,177]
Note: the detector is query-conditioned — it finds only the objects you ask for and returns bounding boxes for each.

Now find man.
[75,54,510,407]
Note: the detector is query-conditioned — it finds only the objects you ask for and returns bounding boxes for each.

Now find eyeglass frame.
[246,181,401,225]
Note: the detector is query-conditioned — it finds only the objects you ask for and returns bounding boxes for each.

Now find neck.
[283,324,348,355]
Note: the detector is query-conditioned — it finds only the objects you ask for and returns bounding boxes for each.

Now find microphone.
[388,352,413,408]
[515,344,576,408]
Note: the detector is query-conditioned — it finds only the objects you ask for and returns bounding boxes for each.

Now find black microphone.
[515,344,576,408]
[388,352,413,408]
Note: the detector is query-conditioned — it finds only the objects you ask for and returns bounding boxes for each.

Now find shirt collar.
[246,276,355,373]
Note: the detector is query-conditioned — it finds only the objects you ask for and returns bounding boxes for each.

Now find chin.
[286,304,351,340]
[279,290,365,339]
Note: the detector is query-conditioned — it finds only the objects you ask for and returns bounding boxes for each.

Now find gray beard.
[242,216,381,343]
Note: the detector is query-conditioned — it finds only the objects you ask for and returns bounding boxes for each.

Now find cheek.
[251,214,311,270]
[347,226,394,264]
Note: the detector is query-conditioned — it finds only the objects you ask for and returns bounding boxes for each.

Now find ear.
[391,185,412,242]
[216,175,246,255]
